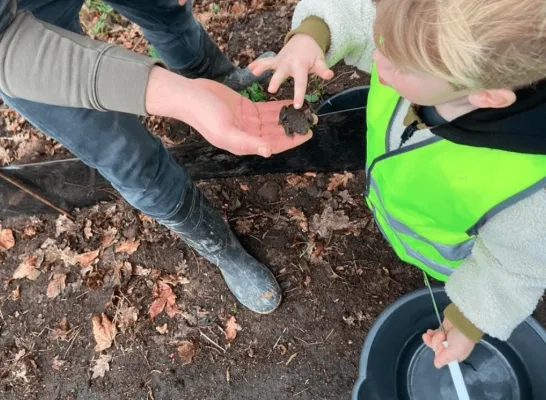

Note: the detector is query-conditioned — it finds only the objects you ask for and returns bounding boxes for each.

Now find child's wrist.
[285,16,331,53]
[444,303,484,343]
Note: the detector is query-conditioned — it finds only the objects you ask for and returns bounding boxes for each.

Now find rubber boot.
[177,24,274,92]
[157,179,282,314]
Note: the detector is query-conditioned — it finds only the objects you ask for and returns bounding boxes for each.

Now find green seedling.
[240,82,267,102]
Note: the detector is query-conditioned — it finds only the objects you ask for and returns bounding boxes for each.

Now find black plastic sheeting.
[0,87,369,218]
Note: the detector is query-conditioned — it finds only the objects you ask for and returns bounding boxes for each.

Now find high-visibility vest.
[365,66,546,281]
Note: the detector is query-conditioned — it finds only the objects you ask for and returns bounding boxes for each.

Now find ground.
[0,2,545,400]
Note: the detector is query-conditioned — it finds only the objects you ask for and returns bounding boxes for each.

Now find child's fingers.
[430,330,447,352]
[313,58,335,80]
[267,69,288,94]
[249,57,276,77]
[434,346,458,369]
[293,68,310,109]
[422,330,434,347]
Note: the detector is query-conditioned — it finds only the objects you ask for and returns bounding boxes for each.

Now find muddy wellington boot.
[157,179,281,314]
[177,25,274,92]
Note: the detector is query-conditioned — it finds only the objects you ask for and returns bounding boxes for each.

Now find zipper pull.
[399,120,419,148]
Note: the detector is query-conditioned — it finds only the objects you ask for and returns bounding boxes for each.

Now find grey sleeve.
[0,5,166,115]
[445,189,546,340]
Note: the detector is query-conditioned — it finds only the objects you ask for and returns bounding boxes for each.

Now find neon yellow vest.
[365,66,546,281]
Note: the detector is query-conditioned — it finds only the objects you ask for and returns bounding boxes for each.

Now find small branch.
[0,171,75,220]
[199,330,226,354]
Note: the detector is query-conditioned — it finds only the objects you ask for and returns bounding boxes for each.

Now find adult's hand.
[145,66,314,157]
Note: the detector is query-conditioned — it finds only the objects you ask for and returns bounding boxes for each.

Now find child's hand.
[248,34,334,109]
[422,317,476,368]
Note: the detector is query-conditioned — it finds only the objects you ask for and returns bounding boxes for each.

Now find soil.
[279,104,316,137]
[1,1,545,400]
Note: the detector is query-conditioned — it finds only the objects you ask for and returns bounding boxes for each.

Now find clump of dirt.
[278,104,317,137]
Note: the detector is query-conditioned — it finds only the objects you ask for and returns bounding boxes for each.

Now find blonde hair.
[373,0,546,90]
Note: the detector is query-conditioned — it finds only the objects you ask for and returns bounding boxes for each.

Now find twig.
[0,171,75,220]
[293,387,311,397]
[324,329,335,342]
[64,327,82,358]
[199,330,226,354]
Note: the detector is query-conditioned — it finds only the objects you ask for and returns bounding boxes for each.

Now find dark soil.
[1,1,545,400]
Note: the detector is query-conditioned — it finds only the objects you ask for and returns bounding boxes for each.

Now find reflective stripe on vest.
[365,65,546,282]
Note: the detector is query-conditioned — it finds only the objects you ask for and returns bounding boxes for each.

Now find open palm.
[187,78,314,157]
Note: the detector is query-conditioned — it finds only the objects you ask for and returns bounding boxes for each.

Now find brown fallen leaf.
[177,340,197,365]
[156,323,168,335]
[132,264,151,276]
[161,274,190,286]
[309,206,352,239]
[112,261,132,287]
[51,356,66,371]
[21,226,37,239]
[148,281,178,319]
[83,220,93,239]
[11,285,20,301]
[91,354,112,379]
[50,318,70,341]
[225,316,242,342]
[55,215,76,237]
[116,305,138,333]
[115,239,140,255]
[327,172,354,191]
[285,174,309,188]
[239,184,249,191]
[0,228,15,250]
[46,273,67,299]
[75,249,100,267]
[12,255,41,281]
[99,227,117,249]
[287,207,309,232]
[92,313,117,352]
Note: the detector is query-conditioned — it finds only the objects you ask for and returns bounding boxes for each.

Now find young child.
[250,0,546,368]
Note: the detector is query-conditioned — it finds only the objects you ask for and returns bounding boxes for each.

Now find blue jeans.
[2,0,203,220]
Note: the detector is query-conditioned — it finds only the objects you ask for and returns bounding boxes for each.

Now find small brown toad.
[278,104,317,137]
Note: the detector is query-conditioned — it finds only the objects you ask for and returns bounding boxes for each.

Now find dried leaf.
[309,206,352,239]
[115,239,140,255]
[338,190,356,205]
[133,265,151,276]
[12,255,41,280]
[161,274,190,286]
[112,261,132,287]
[148,280,178,319]
[225,316,242,342]
[327,172,354,191]
[55,215,76,237]
[156,323,168,335]
[51,356,66,371]
[239,184,249,191]
[99,227,117,248]
[91,354,112,379]
[11,285,20,300]
[235,219,253,235]
[75,249,100,267]
[117,306,138,333]
[46,273,66,299]
[21,226,37,239]
[92,313,117,352]
[287,207,308,232]
[50,318,70,341]
[285,174,309,188]
[83,220,93,239]
[177,340,197,365]
[0,229,15,250]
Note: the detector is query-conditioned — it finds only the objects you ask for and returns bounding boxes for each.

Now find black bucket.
[352,286,546,400]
